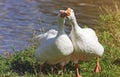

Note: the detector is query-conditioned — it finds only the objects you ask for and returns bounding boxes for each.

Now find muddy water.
[0,0,116,53]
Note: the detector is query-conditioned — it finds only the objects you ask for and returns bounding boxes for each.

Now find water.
[0,0,116,53]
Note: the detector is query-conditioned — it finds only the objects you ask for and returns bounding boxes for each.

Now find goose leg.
[94,57,101,73]
[75,63,82,77]
[39,64,42,74]
[39,64,42,76]
[51,66,54,75]
[59,65,64,76]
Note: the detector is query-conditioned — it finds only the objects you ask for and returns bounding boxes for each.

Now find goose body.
[35,10,73,67]
[35,32,73,64]
[70,27,104,62]
[65,8,104,77]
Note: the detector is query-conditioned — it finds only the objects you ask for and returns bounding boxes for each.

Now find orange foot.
[75,63,82,77]
[76,74,82,77]
[94,63,101,73]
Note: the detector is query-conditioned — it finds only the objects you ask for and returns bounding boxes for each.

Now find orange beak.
[65,8,71,16]
[59,8,71,17]
[59,10,67,17]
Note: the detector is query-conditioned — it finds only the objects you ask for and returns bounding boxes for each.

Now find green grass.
[0,1,120,77]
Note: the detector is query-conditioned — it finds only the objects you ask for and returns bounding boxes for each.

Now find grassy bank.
[0,2,120,77]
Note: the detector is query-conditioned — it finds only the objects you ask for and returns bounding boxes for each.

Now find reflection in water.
[0,0,114,53]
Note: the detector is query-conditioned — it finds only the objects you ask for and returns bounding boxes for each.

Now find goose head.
[59,10,67,17]
[58,10,67,27]
[65,8,78,26]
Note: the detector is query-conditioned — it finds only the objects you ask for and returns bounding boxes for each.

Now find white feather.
[67,9,104,62]
[35,14,73,65]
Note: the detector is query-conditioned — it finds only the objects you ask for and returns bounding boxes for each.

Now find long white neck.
[57,17,65,36]
[70,15,82,31]
[70,15,81,31]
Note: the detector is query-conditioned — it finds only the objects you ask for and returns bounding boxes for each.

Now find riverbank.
[0,2,120,77]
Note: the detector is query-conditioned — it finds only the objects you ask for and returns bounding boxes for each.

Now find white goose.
[65,8,104,77]
[35,10,74,74]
